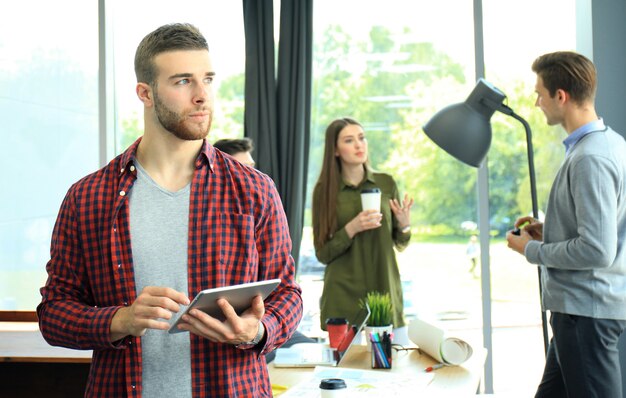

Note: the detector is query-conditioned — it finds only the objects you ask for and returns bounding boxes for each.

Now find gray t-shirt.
[129,160,192,398]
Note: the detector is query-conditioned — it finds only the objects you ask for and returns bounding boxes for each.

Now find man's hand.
[506,216,544,255]
[515,216,544,241]
[506,229,532,255]
[175,295,265,345]
[110,286,190,342]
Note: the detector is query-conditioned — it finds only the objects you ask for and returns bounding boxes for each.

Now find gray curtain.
[242,0,279,179]
[242,0,313,267]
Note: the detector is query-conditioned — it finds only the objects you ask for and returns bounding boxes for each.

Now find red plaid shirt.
[38,138,303,397]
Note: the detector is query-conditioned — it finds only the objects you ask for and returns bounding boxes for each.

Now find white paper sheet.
[277,366,434,397]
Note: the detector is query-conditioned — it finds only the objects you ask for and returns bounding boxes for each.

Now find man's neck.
[136,129,204,192]
[563,103,598,134]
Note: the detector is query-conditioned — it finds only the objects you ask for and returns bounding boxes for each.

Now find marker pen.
[424,363,445,372]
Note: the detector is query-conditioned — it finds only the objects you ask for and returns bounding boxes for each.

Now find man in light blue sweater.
[507,51,626,398]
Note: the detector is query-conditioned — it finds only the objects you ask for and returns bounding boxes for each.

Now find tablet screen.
[168,278,281,334]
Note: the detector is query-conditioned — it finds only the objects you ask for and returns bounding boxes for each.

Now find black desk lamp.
[423,78,548,354]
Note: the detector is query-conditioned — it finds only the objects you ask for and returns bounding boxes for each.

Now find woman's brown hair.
[312,117,366,248]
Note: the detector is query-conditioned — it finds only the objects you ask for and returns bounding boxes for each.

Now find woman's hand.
[345,209,382,238]
[390,194,414,231]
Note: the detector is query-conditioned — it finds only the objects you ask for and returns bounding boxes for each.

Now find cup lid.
[361,188,380,194]
[326,317,348,325]
[320,378,347,390]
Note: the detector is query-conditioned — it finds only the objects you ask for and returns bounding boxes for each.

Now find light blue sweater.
[525,125,626,320]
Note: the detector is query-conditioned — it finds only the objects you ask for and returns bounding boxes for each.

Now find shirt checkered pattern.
[37,138,303,397]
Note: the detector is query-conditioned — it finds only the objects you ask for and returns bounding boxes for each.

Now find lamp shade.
[423,78,507,167]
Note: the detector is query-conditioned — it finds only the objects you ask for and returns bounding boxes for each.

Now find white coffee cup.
[360,188,381,211]
[320,378,347,397]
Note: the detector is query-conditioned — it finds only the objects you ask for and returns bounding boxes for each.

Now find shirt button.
[130,165,136,172]
[119,190,126,196]
[131,385,135,389]
[117,263,122,268]
[120,168,124,173]
[123,302,128,306]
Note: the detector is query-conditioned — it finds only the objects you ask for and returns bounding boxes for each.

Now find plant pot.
[364,324,393,352]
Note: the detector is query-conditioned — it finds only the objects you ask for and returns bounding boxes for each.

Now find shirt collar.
[198,139,214,172]
[339,166,375,190]
[119,137,141,176]
[118,137,214,177]
[563,118,605,154]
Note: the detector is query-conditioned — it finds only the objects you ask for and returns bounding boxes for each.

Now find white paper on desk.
[278,366,434,397]
[408,318,473,365]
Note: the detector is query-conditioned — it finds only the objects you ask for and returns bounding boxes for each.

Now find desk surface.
[0,322,92,363]
[268,344,486,395]
[2,322,484,395]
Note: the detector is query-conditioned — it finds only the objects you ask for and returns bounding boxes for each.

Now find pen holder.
[369,332,392,369]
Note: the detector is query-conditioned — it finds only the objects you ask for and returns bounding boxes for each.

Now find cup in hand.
[326,318,349,349]
[360,188,381,211]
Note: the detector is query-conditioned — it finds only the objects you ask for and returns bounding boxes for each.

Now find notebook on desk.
[273,304,370,368]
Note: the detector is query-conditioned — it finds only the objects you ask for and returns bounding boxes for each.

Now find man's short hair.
[532,51,596,104]
[134,23,209,85]
[213,138,254,156]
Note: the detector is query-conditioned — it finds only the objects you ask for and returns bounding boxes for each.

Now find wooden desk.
[269,344,486,395]
[2,323,485,397]
[0,322,91,397]
[0,322,92,363]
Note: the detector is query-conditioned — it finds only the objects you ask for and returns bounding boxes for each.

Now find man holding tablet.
[37,23,302,397]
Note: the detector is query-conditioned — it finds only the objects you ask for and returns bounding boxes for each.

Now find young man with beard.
[37,23,302,398]
[507,51,626,398]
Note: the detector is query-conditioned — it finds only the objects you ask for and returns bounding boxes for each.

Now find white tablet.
[168,279,281,334]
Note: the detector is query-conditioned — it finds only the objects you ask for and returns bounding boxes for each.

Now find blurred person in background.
[312,117,413,344]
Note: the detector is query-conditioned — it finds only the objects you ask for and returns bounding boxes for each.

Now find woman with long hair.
[312,117,414,343]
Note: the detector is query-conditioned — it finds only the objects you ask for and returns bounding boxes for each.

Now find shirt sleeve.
[253,176,303,355]
[311,183,356,264]
[314,227,354,264]
[525,155,619,270]
[37,187,124,350]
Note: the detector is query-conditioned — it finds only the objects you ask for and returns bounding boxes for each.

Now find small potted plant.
[361,291,393,351]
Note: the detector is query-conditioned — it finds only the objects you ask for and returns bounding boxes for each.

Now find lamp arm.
[498,105,549,355]
[509,112,539,221]
[491,103,539,219]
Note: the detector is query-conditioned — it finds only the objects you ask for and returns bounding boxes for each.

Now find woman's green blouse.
[313,169,411,330]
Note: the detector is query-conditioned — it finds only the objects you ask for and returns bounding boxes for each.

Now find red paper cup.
[326,318,349,349]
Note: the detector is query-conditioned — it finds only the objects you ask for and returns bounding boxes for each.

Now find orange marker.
[425,363,445,372]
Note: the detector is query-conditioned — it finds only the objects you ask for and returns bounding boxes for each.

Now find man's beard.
[153,91,211,141]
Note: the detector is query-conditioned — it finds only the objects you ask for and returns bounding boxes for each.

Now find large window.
[0,1,99,310]
[300,0,477,332]
[302,0,575,394]
[482,0,576,392]
[0,1,246,311]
